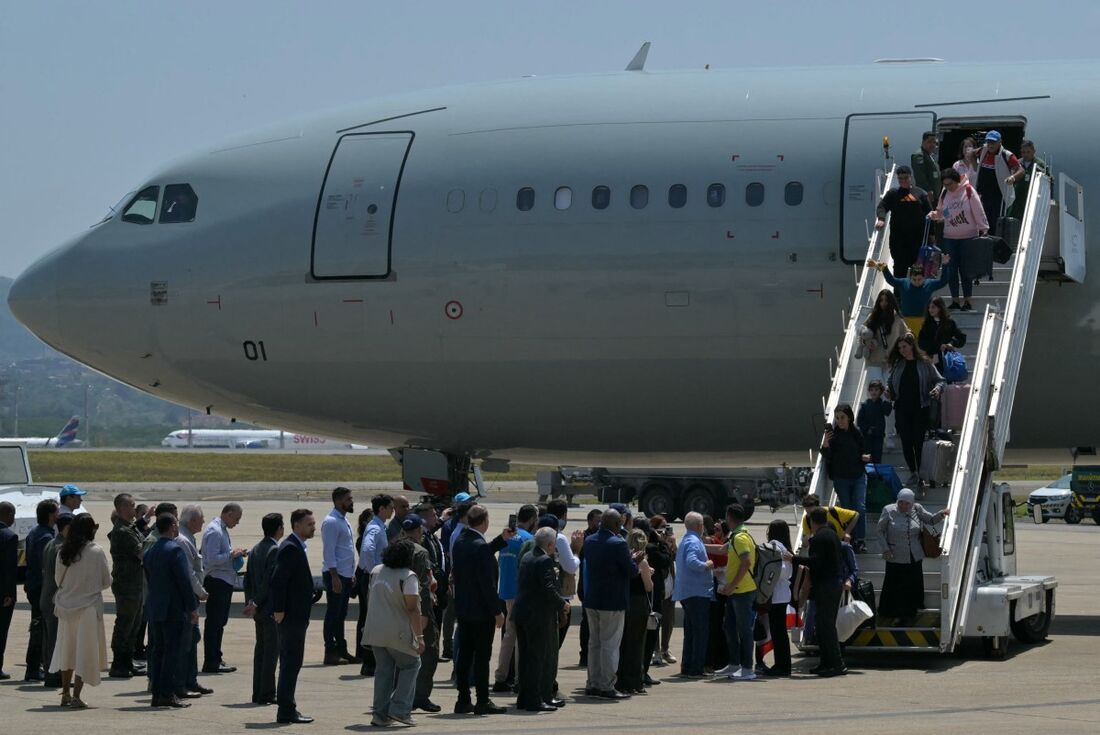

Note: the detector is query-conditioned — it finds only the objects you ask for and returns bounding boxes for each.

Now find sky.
[2,0,1099,277]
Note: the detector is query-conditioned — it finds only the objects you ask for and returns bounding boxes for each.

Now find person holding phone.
[492,505,537,693]
[820,404,873,552]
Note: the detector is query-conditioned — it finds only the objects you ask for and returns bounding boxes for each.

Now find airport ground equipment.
[1067,466,1100,525]
[537,465,811,520]
[796,166,1058,657]
[0,444,67,578]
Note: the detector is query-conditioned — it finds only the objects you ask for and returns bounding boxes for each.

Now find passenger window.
[160,184,198,223]
[554,187,573,210]
[745,182,765,207]
[668,184,687,209]
[446,189,465,213]
[784,181,804,206]
[479,188,497,213]
[592,186,611,210]
[121,186,160,225]
[707,183,726,208]
[516,187,535,211]
[630,185,649,209]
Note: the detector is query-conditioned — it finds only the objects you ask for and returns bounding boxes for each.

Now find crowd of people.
[0,481,949,725]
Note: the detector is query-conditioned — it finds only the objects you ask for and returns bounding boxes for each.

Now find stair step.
[848,626,941,648]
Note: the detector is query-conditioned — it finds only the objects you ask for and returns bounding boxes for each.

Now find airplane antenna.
[626,42,651,72]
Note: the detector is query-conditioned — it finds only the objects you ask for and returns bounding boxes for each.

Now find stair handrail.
[796,165,897,551]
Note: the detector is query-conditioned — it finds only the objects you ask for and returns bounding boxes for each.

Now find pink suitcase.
[941,383,970,431]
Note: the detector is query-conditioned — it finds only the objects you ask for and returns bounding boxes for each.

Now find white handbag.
[835,591,873,642]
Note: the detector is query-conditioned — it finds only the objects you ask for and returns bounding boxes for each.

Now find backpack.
[942,349,969,383]
[752,539,785,606]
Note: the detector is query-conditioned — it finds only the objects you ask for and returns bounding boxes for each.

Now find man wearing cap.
[57,485,85,516]
[321,487,357,666]
[358,493,394,676]
[201,503,247,674]
[109,493,147,679]
[976,130,1024,230]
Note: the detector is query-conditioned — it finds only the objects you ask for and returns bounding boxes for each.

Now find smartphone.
[507,513,517,530]
[824,422,834,433]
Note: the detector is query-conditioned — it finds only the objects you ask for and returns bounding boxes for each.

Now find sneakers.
[370,713,391,727]
[388,714,416,727]
[713,664,738,676]
[728,669,757,681]
[661,650,677,664]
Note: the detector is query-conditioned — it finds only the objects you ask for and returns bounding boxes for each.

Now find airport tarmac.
[1,487,1098,734]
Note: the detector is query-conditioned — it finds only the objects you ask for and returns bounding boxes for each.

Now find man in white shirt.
[201,503,246,673]
[545,499,584,649]
[320,487,357,665]
[357,494,394,676]
[177,506,212,697]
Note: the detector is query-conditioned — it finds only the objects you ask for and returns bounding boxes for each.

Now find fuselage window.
[446,189,465,213]
[592,185,611,210]
[479,189,497,212]
[668,184,687,209]
[746,182,765,207]
[784,181,804,206]
[516,187,535,211]
[630,185,649,209]
[160,184,198,223]
[121,186,160,225]
[706,183,726,208]
[554,186,573,210]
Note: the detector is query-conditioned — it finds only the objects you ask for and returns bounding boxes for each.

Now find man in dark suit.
[0,502,17,681]
[581,508,637,699]
[144,514,199,708]
[244,513,283,705]
[269,509,317,725]
[793,507,847,677]
[23,499,57,681]
[513,526,568,712]
[450,505,515,715]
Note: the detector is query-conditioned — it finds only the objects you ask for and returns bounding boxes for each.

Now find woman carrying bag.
[875,489,950,623]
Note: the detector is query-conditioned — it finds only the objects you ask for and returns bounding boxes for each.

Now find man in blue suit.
[143,514,199,708]
[581,508,638,699]
[269,509,317,725]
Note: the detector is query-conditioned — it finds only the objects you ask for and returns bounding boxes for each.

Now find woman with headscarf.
[875,489,950,622]
[50,514,112,708]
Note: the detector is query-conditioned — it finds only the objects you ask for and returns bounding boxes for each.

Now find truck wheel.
[640,483,676,520]
[1064,506,1082,524]
[682,485,717,519]
[1010,590,1054,644]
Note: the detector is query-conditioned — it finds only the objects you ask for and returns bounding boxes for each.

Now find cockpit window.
[121,186,160,224]
[160,183,198,223]
[93,190,136,227]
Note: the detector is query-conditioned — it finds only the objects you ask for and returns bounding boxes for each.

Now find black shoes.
[491,681,514,693]
[359,666,375,677]
[643,674,660,686]
[414,700,441,713]
[595,689,630,699]
[108,665,133,679]
[175,689,203,699]
[201,662,236,674]
[522,703,556,712]
[190,685,215,695]
[816,666,849,677]
[252,696,276,705]
[24,670,45,682]
[323,652,343,666]
[548,698,566,708]
[339,650,361,664]
[454,700,475,714]
[151,695,190,708]
[474,700,506,715]
[276,711,314,724]
[0,672,10,681]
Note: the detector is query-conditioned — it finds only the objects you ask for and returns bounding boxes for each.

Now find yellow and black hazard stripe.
[875,611,941,628]
[848,628,940,648]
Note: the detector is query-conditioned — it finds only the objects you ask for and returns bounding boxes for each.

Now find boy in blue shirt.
[867,258,951,335]
[493,504,537,692]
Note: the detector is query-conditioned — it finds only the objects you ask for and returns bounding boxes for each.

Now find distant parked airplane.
[0,416,82,447]
[161,428,369,450]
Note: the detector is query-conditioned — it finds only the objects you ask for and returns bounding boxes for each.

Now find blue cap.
[985,130,1002,142]
[453,492,472,503]
[537,513,559,529]
[402,513,426,531]
[59,484,86,498]
[608,502,631,516]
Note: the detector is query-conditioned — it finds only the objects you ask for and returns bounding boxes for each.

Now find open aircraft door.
[840,112,935,263]
[311,132,414,279]
[1059,173,1086,282]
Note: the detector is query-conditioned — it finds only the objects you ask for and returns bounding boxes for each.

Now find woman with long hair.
[821,404,872,550]
[763,520,794,676]
[918,297,967,368]
[647,515,677,665]
[637,518,671,686]
[887,334,946,486]
[953,136,980,185]
[50,514,112,708]
[861,289,910,384]
[353,508,374,664]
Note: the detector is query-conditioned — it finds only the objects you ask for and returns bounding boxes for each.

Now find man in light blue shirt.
[492,504,537,691]
[672,511,715,678]
[201,502,246,673]
[321,487,357,665]
[357,494,394,676]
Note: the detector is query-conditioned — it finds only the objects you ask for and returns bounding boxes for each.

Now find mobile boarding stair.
[795,167,1058,656]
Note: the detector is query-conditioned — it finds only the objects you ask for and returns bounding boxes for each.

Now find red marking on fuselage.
[206,295,222,310]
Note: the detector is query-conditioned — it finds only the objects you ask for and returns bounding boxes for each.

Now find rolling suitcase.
[920,438,957,487]
[960,236,997,281]
[941,383,970,430]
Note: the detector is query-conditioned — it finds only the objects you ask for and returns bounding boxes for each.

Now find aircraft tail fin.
[54,416,80,446]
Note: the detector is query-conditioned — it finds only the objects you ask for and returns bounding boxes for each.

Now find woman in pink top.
[929,168,989,311]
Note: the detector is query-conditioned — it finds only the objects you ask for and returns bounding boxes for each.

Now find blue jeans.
[942,238,972,300]
[833,475,867,542]
[723,592,755,672]
[679,596,710,676]
[373,646,421,719]
[323,574,353,653]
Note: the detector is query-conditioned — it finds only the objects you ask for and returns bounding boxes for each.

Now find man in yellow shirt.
[717,504,757,681]
[800,495,859,545]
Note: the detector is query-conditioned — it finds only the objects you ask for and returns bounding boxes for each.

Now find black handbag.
[927,397,942,431]
[853,579,877,629]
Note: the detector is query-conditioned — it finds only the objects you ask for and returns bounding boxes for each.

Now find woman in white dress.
[50,514,112,708]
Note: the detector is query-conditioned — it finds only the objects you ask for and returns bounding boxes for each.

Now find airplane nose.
[8,248,62,348]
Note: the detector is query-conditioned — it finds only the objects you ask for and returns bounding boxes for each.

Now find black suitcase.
[997,215,1021,250]
[961,235,997,280]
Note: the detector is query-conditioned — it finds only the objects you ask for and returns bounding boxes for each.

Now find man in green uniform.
[911,131,942,203]
[109,493,147,678]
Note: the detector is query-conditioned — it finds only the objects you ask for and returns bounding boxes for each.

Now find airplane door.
[312,132,414,279]
[840,112,935,263]
[1058,172,1086,283]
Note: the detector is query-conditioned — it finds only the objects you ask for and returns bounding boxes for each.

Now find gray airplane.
[7,58,1096,478]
